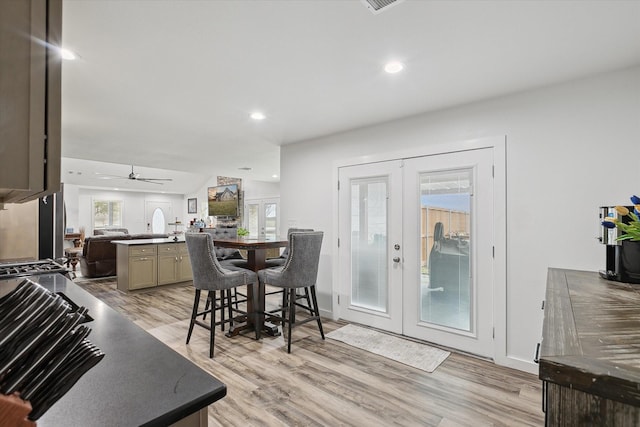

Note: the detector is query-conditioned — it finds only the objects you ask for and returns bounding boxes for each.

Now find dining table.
[212,236,288,338]
[212,236,288,271]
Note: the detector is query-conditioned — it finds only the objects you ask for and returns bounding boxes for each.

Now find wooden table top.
[540,268,640,406]
[212,237,288,250]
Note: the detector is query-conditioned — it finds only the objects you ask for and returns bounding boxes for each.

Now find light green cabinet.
[117,244,157,291]
[116,241,191,291]
[158,243,192,285]
[178,244,193,282]
[158,244,179,285]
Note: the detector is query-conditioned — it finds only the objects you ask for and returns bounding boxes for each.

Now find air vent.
[361,0,405,14]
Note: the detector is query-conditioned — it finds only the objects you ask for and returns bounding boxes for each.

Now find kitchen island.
[0,273,226,426]
[113,238,193,291]
[540,268,640,425]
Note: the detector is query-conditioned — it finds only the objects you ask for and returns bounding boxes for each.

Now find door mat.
[326,324,450,373]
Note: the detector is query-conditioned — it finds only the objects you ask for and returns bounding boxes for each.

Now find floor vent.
[361,0,405,14]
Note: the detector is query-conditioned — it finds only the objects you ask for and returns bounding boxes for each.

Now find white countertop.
[112,237,185,245]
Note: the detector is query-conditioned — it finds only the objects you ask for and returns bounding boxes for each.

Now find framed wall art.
[188,198,197,214]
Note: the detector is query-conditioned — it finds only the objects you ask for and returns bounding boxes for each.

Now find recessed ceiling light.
[250,112,266,121]
[272,174,278,178]
[60,48,76,60]
[384,61,404,74]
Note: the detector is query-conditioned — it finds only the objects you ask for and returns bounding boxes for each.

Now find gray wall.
[280,65,640,372]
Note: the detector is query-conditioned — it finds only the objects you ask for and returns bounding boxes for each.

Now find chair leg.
[255,281,263,341]
[226,289,234,328]
[310,285,324,340]
[186,289,201,344]
[281,288,287,326]
[233,288,240,311]
[220,288,226,331]
[209,290,216,358]
[203,291,212,321]
[287,288,295,353]
[301,287,314,316]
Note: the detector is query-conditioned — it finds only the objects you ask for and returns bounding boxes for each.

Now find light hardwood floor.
[74,277,544,426]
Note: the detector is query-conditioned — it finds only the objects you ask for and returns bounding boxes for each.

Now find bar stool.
[258,231,324,353]
[185,233,258,358]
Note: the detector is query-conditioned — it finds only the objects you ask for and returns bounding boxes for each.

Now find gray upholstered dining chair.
[264,227,314,268]
[258,231,324,353]
[185,232,258,358]
[262,228,316,316]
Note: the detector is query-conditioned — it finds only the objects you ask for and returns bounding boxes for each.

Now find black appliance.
[598,206,640,283]
[39,185,65,260]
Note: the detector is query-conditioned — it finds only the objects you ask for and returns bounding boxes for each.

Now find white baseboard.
[499,355,539,375]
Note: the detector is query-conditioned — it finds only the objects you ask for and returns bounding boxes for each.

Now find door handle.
[393,257,401,263]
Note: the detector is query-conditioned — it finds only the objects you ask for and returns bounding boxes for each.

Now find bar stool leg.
[209,291,216,358]
[310,286,324,339]
[287,288,295,354]
[187,289,201,344]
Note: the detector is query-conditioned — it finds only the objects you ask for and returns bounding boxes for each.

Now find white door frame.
[331,136,507,366]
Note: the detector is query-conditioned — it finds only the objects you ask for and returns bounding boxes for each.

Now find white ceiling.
[60,0,640,193]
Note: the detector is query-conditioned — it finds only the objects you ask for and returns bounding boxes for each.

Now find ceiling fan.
[95,165,173,185]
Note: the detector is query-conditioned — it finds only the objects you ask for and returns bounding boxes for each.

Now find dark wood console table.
[539,268,640,425]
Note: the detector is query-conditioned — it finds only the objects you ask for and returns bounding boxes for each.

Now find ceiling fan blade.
[135,179,164,185]
[94,166,172,184]
[95,174,127,180]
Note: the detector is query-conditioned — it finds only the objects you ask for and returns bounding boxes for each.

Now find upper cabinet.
[0,0,62,205]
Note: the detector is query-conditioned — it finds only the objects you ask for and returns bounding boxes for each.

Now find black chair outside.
[185,233,258,358]
[258,231,324,353]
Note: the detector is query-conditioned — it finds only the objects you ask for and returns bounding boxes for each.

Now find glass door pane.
[420,169,472,331]
[151,208,165,234]
[351,178,388,312]
[246,203,259,237]
[264,203,277,239]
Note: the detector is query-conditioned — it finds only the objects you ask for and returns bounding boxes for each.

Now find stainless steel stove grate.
[0,259,68,279]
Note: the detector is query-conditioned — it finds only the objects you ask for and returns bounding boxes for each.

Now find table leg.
[247,248,267,271]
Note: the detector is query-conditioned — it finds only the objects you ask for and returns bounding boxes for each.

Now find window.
[93,200,123,229]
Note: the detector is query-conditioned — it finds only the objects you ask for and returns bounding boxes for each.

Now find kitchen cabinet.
[178,242,193,281]
[115,239,192,291]
[0,0,61,205]
[158,244,180,285]
[118,244,158,291]
[158,243,192,285]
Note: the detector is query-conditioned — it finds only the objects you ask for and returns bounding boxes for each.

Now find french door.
[338,148,494,358]
[244,198,279,239]
[337,161,403,333]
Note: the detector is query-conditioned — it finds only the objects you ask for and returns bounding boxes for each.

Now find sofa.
[79,229,169,278]
[93,228,130,236]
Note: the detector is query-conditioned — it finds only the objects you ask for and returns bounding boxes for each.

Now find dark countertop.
[0,273,226,426]
[540,268,640,406]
